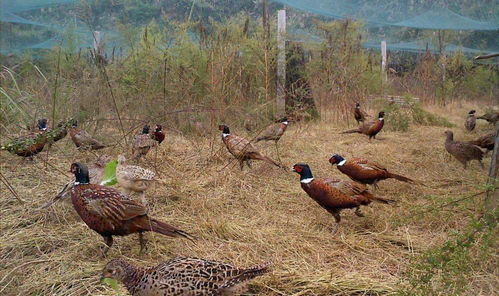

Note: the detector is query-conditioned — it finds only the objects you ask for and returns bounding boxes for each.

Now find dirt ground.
[1,103,497,295]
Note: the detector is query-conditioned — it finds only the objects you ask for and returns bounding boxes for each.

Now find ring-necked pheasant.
[255,117,289,162]
[42,155,113,209]
[69,120,107,150]
[353,103,369,124]
[116,155,157,206]
[219,124,281,170]
[341,111,385,141]
[329,154,416,188]
[477,111,499,125]
[1,119,48,158]
[444,130,484,169]
[102,257,270,295]
[132,125,157,160]
[467,132,495,154]
[292,163,393,233]
[151,124,165,144]
[69,162,192,254]
[464,110,476,132]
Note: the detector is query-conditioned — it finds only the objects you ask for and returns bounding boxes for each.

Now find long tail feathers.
[218,262,271,291]
[149,219,195,241]
[254,153,282,168]
[341,128,361,134]
[388,172,424,185]
[372,196,396,204]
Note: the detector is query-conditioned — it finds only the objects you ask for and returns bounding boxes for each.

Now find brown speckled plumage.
[69,163,192,254]
[464,110,476,132]
[353,103,369,124]
[255,117,289,143]
[132,125,157,160]
[444,130,484,169]
[219,124,281,170]
[477,111,499,125]
[467,132,495,153]
[292,163,393,233]
[102,257,270,296]
[69,120,107,150]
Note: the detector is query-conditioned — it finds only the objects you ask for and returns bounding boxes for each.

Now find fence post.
[381,40,387,83]
[277,9,286,116]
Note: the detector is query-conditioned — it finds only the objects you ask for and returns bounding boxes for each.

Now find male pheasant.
[219,124,281,170]
[151,124,165,144]
[353,102,369,124]
[292,163,393,233]
[1,119,48,158]
[102,257,270,295]
[341,111,385,141]
[69,162,192,254]
[329,154,416,188]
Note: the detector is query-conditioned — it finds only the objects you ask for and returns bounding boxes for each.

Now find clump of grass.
[411,103,454,127]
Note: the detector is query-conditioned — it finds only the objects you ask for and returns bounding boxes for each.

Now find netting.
[0,0,498,56]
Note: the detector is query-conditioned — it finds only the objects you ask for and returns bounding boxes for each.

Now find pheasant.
[477,111,499,125]
[132,125,157,160]
[151,124,165,144]
[444,130,484,169]
[255,117,289,161]
[69,162,192,254]
[467,132,495,154]
[353,103,369,124]
[341,111,385,141]
[292,163,393,233]
[329,154,416,188]
[42,155,113,209]
[219,124,281,170]
[102,257,270,296]
[116,155,157,206]
[464,110,476,132]
[1,119,48,158]
[69,120,107,150]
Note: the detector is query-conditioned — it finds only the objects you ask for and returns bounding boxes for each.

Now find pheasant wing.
[83,187,147,222]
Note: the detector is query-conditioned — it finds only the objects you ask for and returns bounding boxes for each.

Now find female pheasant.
[69,162,192,254]
[292,163,392,233]
[116,155,157,206]
[102,257,270,295]
[444,130,484,169]
[132,125,157,160]
[69,120,107,150]
[329,154,416,188]
[341,111,385,141]
[219,124,281,170]
[464,110,476,132]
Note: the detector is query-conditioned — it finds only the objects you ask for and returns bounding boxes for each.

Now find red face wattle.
[329,156,337,164]
[218,125,225,131]
[293,165,303,173]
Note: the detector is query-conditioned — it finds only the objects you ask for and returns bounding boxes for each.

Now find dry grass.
[0,102,497,295]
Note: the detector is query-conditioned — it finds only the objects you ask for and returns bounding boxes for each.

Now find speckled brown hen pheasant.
[341,111,385,141]
[477,111,499,125]
[329,154,416,189]
[464,110,476,132]
[292,163,393,233]
[219,124,281,170]
[132,125,157,160]
[116,155,157,206]
[69,120,107,150]
[69,162,192,254]
[444,130,484,169]
[102,257,270,296]
[467,132,495,154]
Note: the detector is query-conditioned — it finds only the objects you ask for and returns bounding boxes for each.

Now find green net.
[0,0,498,55]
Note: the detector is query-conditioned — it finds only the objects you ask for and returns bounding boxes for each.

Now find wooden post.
[277,10,286,116]
[381,40,387,83]
[485,122,499,217]
[93,31,105,65]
